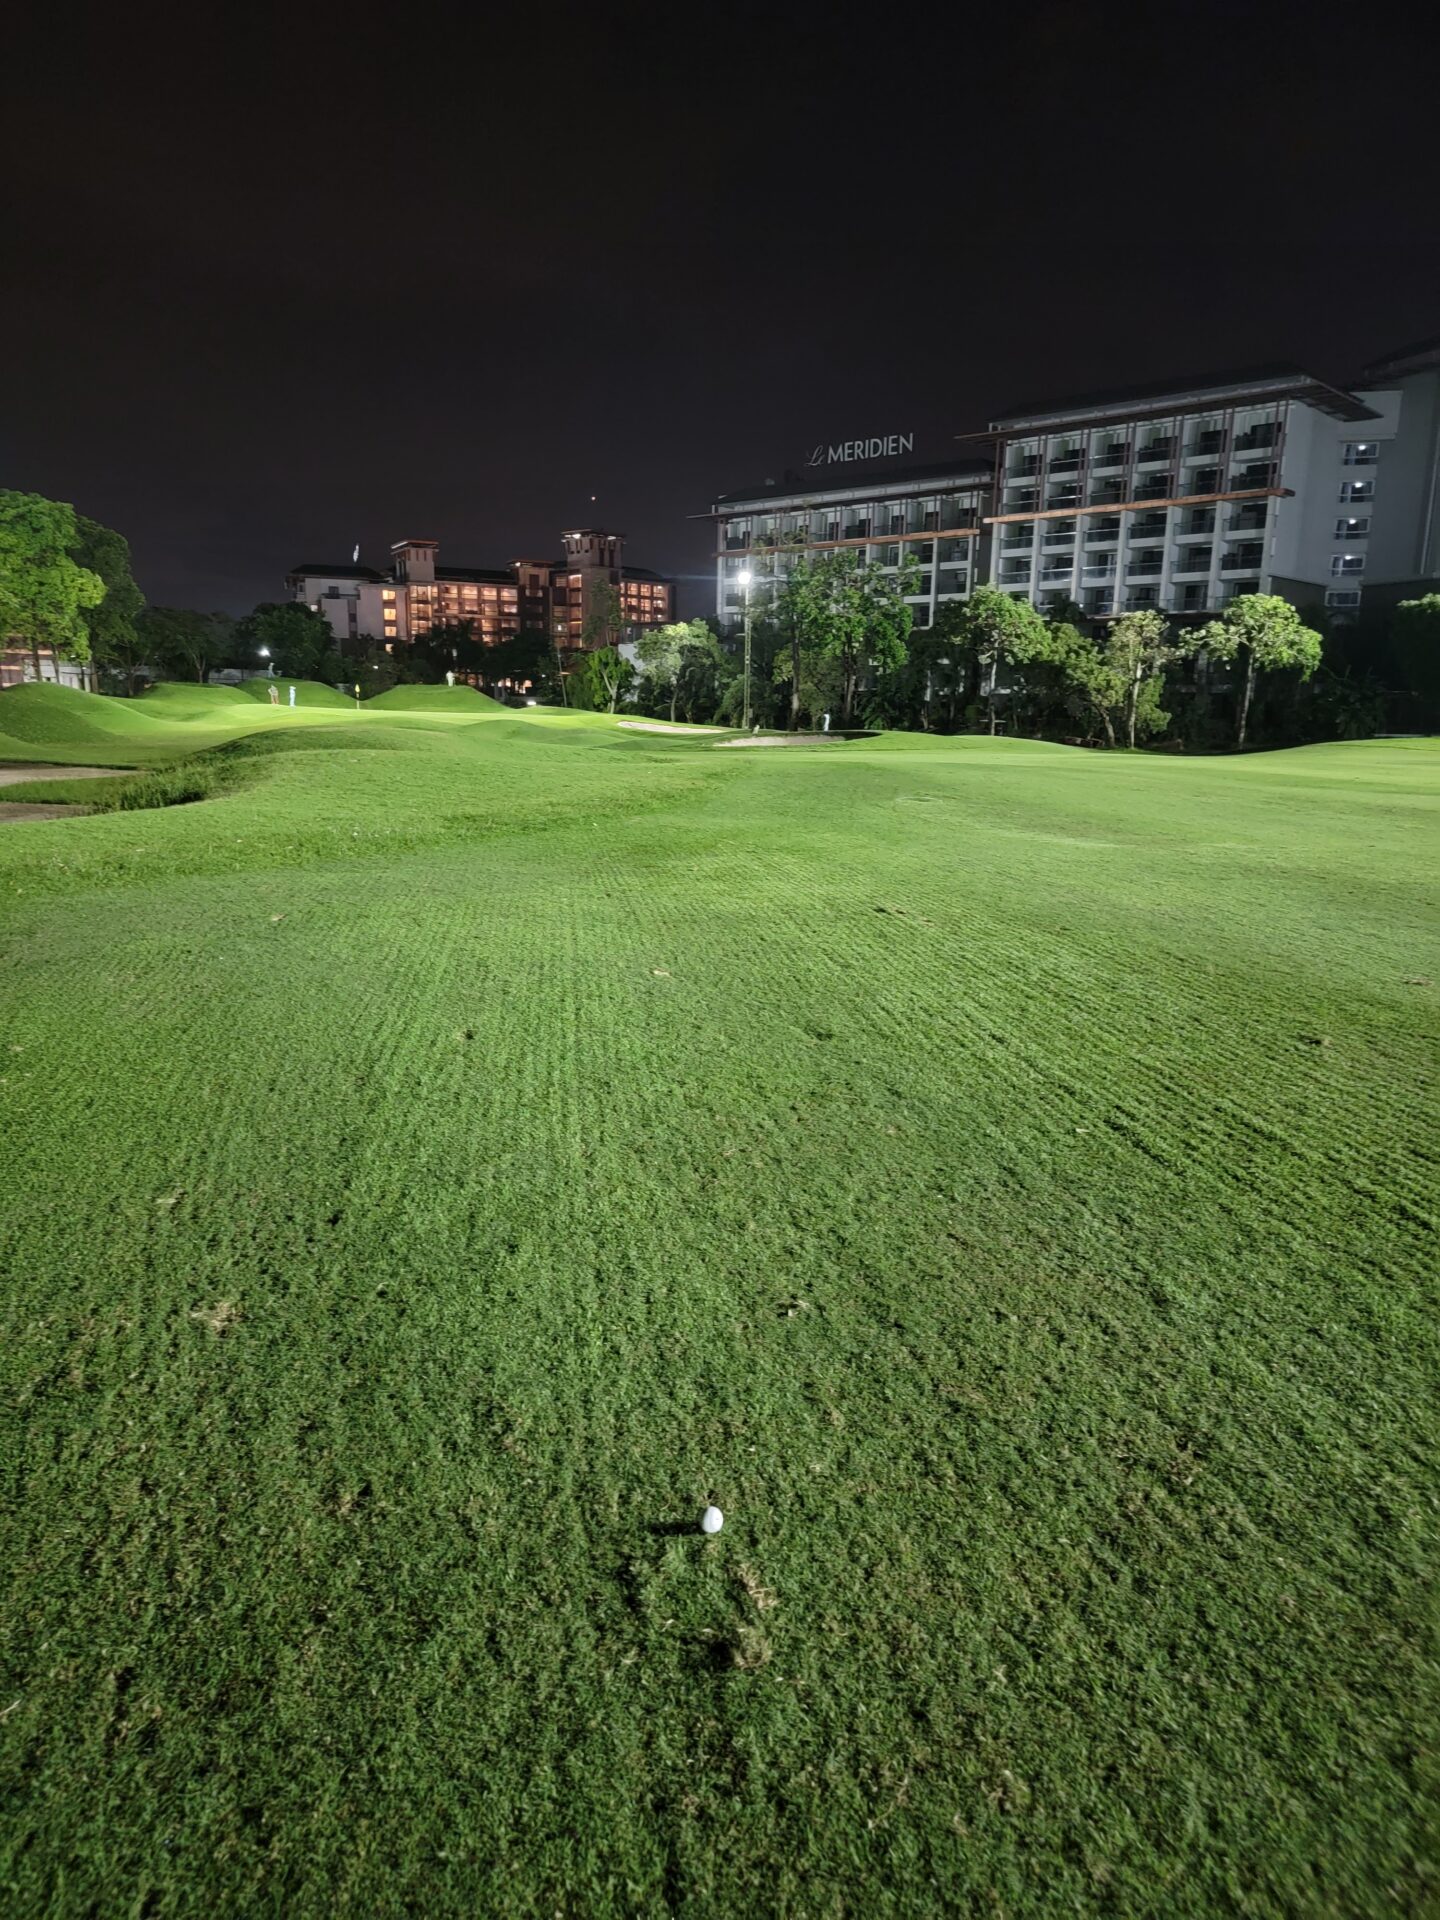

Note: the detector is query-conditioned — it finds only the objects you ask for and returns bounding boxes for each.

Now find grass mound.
[237,678,353,706]
[0,681,165,747]
[141,681,253,714]
[366,683,507,711]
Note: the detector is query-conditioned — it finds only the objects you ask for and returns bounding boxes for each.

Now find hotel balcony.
[1006,490,1039,512]
[1183,430,1224,458]
[1232,463,1278,489]
[1127,557,1164,578]
[1048,450,1085,473]
[1039,565,1076,582]
[1135,440,1175,465]
[1176,510,1216,536]
[1091,445,1128,469]
[1088,484,1125,508]
[1008,453,1040,477]
[1001,530,1034,550]
[1083,560,1117,579]
[1129,517,1168,542]
[1234,423,1278,451]
[1086,518,1121,544]
[1220,546,1265,572]
[1045,490,1082,511]
[1171,548,1213,575]
[1226,508,1269,533]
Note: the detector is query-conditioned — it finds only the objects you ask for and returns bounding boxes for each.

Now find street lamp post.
[737,569,753,730]
[258,646,272,676]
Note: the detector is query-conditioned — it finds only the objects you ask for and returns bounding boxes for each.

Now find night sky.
[7,2,1438,619]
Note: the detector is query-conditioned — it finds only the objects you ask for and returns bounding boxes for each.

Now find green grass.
[367,683,508,710]
[236,677,355,706]
[1,687,1436,1916]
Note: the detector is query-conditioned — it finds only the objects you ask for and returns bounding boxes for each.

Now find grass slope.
[0,714,1436,1916]
[237,677,353,706]
[0,681,170,747]
[367,683,508,710]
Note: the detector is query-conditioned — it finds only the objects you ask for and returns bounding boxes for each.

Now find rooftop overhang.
[701,468,992,517]
[987,374,1378,435]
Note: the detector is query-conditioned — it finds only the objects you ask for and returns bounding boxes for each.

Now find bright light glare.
[736,569,753,587]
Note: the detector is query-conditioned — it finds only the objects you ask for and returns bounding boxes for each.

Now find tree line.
[0,488,564,700]
[619,550,1440,749]
[4,488,1437,745]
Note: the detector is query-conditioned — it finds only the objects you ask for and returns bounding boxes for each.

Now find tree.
[1390,594,1440,722]
[138,606,236,683]
[0,490,104,683]
[235,602,338,680]
[1199,594,1322,749]
[412,619,477,684]
[955,587,1053,734]
[72,517,143,693]
[580,579,624,655]
[779,551,915,726]
[1104,608,1193,749]
[1042,620,1127,746]
[636,619,715,723]
[571,645,632,713]
[488,628,552,698]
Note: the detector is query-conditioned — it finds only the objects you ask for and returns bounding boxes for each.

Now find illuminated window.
[1343,442,1378,466]
[382,588,397,602]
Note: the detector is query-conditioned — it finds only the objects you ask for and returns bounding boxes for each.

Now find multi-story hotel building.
[708,461,992,633]
[984,366,1402,620]
[290,529,673,655]
[516,530,672,649]
[712,336,1440,631]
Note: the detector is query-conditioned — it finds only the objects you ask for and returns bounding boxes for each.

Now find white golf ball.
[700,1505,724,1535]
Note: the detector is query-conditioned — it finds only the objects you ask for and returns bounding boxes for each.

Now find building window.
[1326,589,1362,608]
[1343,442,1378,465]
[382,588,396,602]
[1331,554,1365,575]
[1339,480,1375,504]
[1334,516,1370,537]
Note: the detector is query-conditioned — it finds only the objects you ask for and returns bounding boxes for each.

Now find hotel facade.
[710,336,1440,630]
[289,529,673,655]
[708,460,993,634]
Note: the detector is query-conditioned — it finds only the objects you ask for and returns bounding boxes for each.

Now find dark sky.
[7,1,1438,619]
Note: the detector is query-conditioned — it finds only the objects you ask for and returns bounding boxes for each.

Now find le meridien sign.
[806,432,914,468]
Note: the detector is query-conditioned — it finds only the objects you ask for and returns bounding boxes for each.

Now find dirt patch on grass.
[188,1300,241,1335]
[0,764,122,821]
[714,731,877,748]
[0,802,91,822]
[0,764,122,785]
